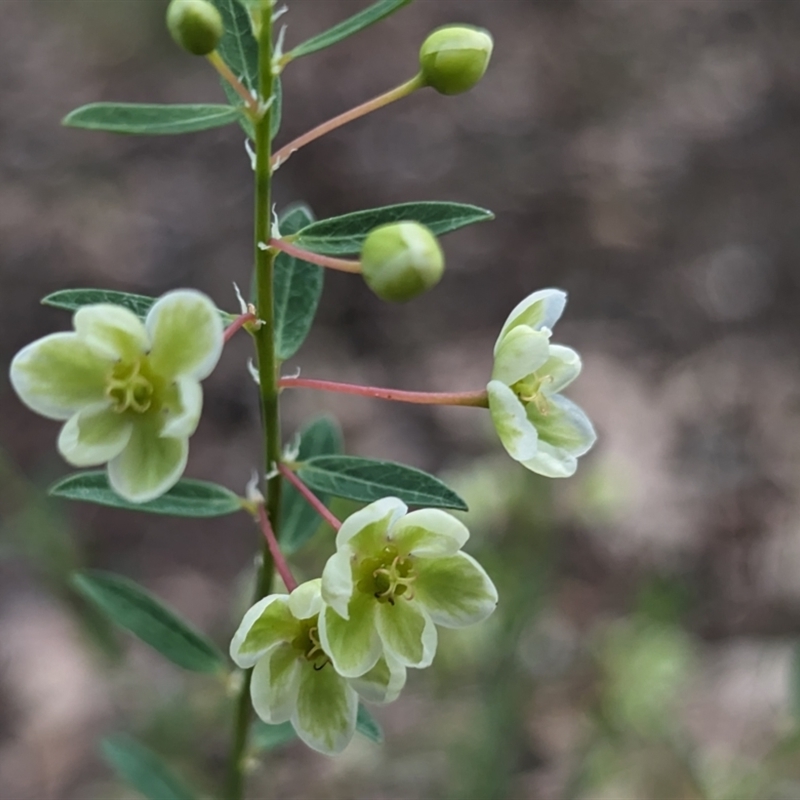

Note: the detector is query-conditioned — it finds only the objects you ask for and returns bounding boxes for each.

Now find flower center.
[356,545,417,605]
[105,358,159,415]
[291,616,330,670]
[512,373,553,415]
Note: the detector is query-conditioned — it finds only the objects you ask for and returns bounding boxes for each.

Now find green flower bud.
[360,222,445,303]
[167,0,224,56]
[419,25,493,96]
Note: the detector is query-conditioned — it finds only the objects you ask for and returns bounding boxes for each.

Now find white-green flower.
[9,290,223,503]
[487,288,596,478]
[319,498,498,678]
[230,579,405,756]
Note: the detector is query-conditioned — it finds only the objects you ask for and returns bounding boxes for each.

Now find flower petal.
[73,304,149,361]
[288,579,323,620]
[250,643,302,724]
[487,380,539,462]
[10,333,110,420]
[230,594,295,668]
[494,288,567,351]
[145,290,223,381]
[320,550,354,620]
[57,404,132,467]
[522,394,597,478]
[390,509,469,557]
[318,595,381,678]
[160,378,203,439]
[349,653,407,705]
[107,424,188,503]
[414,552,498,628]
[375,600,437,669]
[491,325,550,386]
[292,661,358,755]
[336,497,407,556]
[541,344,582,394]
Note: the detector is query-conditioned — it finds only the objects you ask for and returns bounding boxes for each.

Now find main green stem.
[226,6,281,799]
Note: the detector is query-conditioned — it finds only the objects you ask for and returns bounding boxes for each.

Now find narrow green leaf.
[356,704,384,743]
[210,0,258,92]
[101,735,197,800]
[50,472,243,518]
[72,570,226,673]
[63,103,240,135]
[292,202,494,255]
[288,0,414,60]
[43,288,158,319]
[297,456,468,511]
[274,203,324,361]
[251,720,296,752]
[281,416,344,554]
[41,288,236,325]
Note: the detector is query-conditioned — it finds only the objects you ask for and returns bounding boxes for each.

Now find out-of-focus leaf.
[72,570,226,673]
[101,735,197,800]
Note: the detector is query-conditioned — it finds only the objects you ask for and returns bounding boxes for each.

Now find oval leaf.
[281,416,344,553]
[297,456,468,511]
[63,103,240,135]
[50,472,243,518]
[356,704,384,744]
[41,289,236,325]
[211,0,258,92]
[73,570,226,673]
[102,735,197,800]
[274,203,324,361]
[288,0,414,60]
[292,202,494,255]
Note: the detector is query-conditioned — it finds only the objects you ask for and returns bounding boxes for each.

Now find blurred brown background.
[4,0,800,798]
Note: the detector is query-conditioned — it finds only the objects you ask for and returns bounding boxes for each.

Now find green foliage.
[356,704,383,743]
[63,103,240,136]
[251,720,296,752]
[292,201,494,255]
[72,570,226,673]
[101,734,198,800]
[274,204,324,360]
[50,472,243,518]
[281,416,344,554]
[287,0,415,61]
[41,288,236,324]
[297,456,468,510]
[209,0,258,92]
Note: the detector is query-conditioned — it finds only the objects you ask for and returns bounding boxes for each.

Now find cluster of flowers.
[9,287,594,753]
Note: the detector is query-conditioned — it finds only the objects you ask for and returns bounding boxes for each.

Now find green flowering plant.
[10,291,223,502]
[487,288,596,478]
[319,498,497,676]
[9,0,596,795]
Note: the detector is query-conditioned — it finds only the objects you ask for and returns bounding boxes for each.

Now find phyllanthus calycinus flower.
[9,290,223,503]
[230,580,406,756]
[318,498,498,678]
[166,0,224,56]
[419,25,494,96]
[487,288,596,478]
[360,222,445,303]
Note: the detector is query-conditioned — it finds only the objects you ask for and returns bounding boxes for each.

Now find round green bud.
[166,0,224,56]
[419,25,493,96]
[361,222,445,303]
